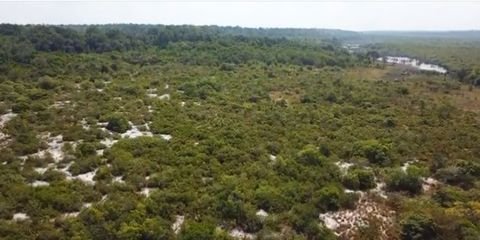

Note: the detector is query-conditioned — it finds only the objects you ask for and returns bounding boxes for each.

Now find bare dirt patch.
[269,89,302,104]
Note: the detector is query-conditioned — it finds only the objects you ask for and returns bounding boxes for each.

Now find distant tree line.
[0,24,356,68]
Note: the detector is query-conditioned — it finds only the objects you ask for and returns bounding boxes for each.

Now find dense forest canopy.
[1,24,480,240]
[0,24,359,69]
[0,24,360,54]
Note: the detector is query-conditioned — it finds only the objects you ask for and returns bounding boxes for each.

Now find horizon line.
[1,22,480,32]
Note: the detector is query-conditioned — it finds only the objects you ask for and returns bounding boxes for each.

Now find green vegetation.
[343,168,376,191]
[368,39,480,84]
[106,114,131,133]
[0,24,480,240]
[386,167,424,195]
[400,214,437,240]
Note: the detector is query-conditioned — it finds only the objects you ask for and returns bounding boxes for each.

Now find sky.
[0,1,480,31]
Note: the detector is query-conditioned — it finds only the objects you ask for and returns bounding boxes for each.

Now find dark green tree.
[400,214,437,240]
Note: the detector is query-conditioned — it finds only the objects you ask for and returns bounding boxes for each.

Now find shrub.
[0,102,7,114]
[290,204,316,225]
[38,76,58,90]
[397,87,409,95]
[354,140,390,166]
[11,100,30,113]
[457,221,480,240]
[296,145,326,166]
[219,63,235,71]
[180,220,216,240]
[435,166,474,188]
[343,168,376,190]
[384,117,396,128]
[141,218,173,240]
[400,214,437,240]
[315,185,343,211]
[255,185,289,212]
[179,79,221,100]
[106,114,131,133]
[386,167,423,194]
[432,186,467,207]
[78,142,97,156]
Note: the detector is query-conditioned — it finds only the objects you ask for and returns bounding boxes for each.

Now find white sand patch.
[422,177,440,192]
[229,228,255,240]
[194,142,199,146]
[83,203,92,209]
[180,101,186,107]
[61,166,97,185]
[0,111,16,128]
[147,88,158,92]
[96,122,108,127]
[96,149,104,156]
[24,134,65,163]
[159,94,170,100]
[256,209,268,220]
[100,138,118,148]
[139,187,154,197]
[268,154,277,162]
[146,88,160,98]
[12,213,30,221]
[0,111,17,141]
[320,215,340,230]
[344,189,364,194]
[100,122,166,149]
[401,159,418,172]
[57,162,73,177]
[113,97,122,101]
[165,84,169,89]
[30,180,50,187]
[18,155,28,163]
[336,161,354,174]
[46,135,64,162]
[71,141,80,151]
[201,177,213,184]
[51,100,71,109]
[80,118,90,130]
[121,122,153,139]
[171,215,185,234]
[371,182,388,199]
[61,212,79,218]
[34,166,50,175]
[112,176,125,184]
[193,102,201,106]
[0,138,10,147]
[319,193,394,239]
[147,105,154,113]
[96,89,104,92]
[71,169,97,185]
[160,134,172,141]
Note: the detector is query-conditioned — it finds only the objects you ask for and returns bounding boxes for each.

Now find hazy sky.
[0,1,480,31]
